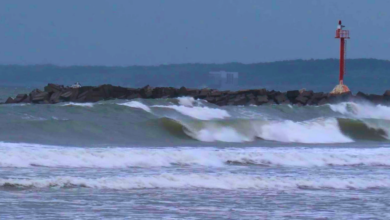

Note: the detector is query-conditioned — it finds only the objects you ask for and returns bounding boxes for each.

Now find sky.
[0,0,389,66]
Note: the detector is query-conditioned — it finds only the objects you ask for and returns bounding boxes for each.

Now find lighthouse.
[331,20,350,94]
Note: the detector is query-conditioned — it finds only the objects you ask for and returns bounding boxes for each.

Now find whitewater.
[1,94,390,219]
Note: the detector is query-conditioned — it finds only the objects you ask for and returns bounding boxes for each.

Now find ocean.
[1,87,390,219]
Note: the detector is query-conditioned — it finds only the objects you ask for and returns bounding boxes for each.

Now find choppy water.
[1,88,390,219]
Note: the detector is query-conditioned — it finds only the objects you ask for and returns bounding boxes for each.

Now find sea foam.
[1,174,390,190]
[1,142,390,168]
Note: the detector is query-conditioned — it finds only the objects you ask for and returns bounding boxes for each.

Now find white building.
[209,71,239,88]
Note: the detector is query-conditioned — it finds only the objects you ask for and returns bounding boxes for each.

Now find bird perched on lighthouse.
[337,20,345,30]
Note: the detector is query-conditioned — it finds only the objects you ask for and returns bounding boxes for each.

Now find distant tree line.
[0,59,389,94]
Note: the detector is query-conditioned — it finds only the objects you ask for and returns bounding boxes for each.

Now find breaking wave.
[152,105,230,120]
[162,118,353,143]
[118,101,151,113]
[62,102,94,107]
[177,97,196,107]
[329,102,390,120]
[2,175,390,190]
[2,142,390,168]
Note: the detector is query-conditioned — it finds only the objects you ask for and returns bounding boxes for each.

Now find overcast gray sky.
[0,0,389,66]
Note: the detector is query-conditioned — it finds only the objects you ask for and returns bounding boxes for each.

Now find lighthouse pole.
[331,20,350,94]
[339,37,345,84]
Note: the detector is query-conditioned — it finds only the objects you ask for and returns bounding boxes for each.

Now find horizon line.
[0,58,389,68]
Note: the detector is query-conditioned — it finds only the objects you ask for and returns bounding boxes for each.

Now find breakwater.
[3,83,390,106]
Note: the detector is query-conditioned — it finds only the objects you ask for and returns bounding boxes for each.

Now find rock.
[44,84,64,93]
[318,98,329,105]
[127,93,141,100]
[246,93,255,100]
[205,96,216,103]
[328,92,353,104]
[237,89,252,95]
[14,94,28,103]
[274,94,287,104]
[267,99,277,105]
[50,92,62,104]
[152,87,177,98]
[248,98,257,105]
[31,91,49,103]
[186,89,199,97]
[383,90,390,97]
[209,90,224,97]
[286,90,300,100]
[312,92,325,99]
[300,90,313,97]
[267,90,281,100]
[60,90,75,101]
[196,88,210,98]
[356,91,368,99]
[257,95,268,104]
[21,95,31,103]
[230,95,247,105]
[178,86,188,96]
[215,96,228,106]
[307,98,319,105]
[281,100,291,105]
[5,97,15,104]
[256,89,268,96]
[295,95,309,105]
[367,94,384,104]
[247,93,256,105]
[140,85,154,98]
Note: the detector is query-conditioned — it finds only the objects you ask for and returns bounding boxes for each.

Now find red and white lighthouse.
[331,20,350,94]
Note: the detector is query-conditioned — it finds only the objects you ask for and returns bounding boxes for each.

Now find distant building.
[209,71,239,88]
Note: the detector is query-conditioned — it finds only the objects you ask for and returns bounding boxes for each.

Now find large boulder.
[111,86,130,99]
[177,86,188,96]
[5,97,15,104]
[214,96,228,106]
[246,93,256,105]
[300,90,313,98]
[367,94,384,104]
[312,92,325,99]
[318,98,329,105]
[230,94,247,105]
[209,90,224,97]
[50,92,62,104]
[286,90,300,100]
[267,90,281,100]
[31,91,50,103]
[356,91,368,100]
[14,94,28,103]
[274,94,287,104]
[196,88,210,99]
[60,89,79,101]
[327,92,353,104]
[384,90,390,97]
[44,84,65,93]
[152,87,177,98]
[140,85,154,98]
[295,95,309,105]
[257,95,268,105]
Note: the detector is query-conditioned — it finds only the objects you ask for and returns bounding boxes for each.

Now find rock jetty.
[3,83,390,106]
